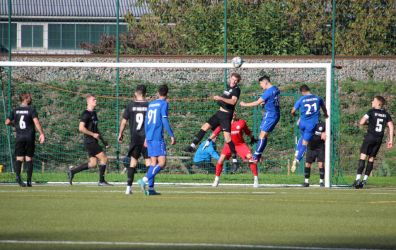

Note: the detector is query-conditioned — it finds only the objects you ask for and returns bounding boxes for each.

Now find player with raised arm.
[303,121,326,187]
[352,96,393,189]
[67,94,112,186]
[184,73,241,170]
[205,112,258,187]
[291,84,328,172]
[118,85,150,195]
[5,93,45,187]
[137,85,175,195]
[240,75,280,163]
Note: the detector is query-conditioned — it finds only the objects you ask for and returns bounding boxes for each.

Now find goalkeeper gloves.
[203,139,211,150]
[249,137,258,145]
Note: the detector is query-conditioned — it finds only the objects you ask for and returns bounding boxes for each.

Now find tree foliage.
[90,0,395,55]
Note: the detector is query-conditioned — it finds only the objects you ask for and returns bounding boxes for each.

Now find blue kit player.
[291,84,328,172]
[138,85,175,195]
[240,75,280,163]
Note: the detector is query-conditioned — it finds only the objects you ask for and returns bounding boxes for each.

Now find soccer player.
[352,96,393,189]
[206,112,258,187]
[118,85,150,195]
[291,84,328,172]
[192,137,220,170]
[240,75,280,163]
[67,94,112,186]
[303,121,326,187]
[138,85,175,195]
[5,93,45,187]
[184,73,241,169]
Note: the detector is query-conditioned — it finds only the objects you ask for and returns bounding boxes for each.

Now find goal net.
[0,60,333,187]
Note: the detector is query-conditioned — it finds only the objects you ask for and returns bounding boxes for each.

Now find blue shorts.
[147,140,167,157]
[299,121,317,142]
[260,114,280,133]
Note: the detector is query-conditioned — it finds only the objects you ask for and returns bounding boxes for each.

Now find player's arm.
[161,103,175,145]
[203,126,221,149]
[387,120,394,148]
[5,111,14,126]
[209,146,220,161]
[291,107,297,117]
[118,118,128,143]
[33,118,45,144]
[79,121,99,139]
[240,97,264,107]
[213,95,238,105]
[359,113,369,126]
[320,101,329,118]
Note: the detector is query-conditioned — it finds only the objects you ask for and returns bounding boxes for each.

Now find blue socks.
[254,138,268,159]
[145,165,162,189]
[295,138,307,161]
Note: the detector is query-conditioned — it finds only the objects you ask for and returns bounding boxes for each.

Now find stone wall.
[1,56,395,85]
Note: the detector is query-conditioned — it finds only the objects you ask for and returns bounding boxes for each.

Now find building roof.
[0,0,150,19]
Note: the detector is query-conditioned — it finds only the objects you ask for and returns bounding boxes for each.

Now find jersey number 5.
[375,118,384,132]
[19,115,26,129]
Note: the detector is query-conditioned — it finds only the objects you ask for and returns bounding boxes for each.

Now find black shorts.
[360,135,382,157]
[128,142,149,160]
[207,110,233,133]
[15,138,35,157]
[306,146,325,164]
[84,142,103,157]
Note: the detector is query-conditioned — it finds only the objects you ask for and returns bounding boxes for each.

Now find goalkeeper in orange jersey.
[204,112,259,187]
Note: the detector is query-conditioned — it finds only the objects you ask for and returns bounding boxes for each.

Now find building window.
[0,23,17,50]
[21,25,43,48]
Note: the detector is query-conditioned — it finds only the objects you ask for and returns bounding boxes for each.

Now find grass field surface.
[0,184,396,250]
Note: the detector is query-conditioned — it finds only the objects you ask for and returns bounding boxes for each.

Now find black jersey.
[122,101,148,144]
[80,110,99,144]
[364,108,392,138]
[308,122,325,150]
[217,85,241,112]
[8,106,38,140]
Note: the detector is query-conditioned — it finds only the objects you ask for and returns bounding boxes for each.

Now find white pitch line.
[0,240,382,250]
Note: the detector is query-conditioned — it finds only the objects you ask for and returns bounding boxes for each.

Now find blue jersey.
[145,99,174,141]
[294,94,324,123]
[261,86,280,116]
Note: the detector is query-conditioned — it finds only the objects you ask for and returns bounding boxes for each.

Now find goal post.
[0,61,333,187]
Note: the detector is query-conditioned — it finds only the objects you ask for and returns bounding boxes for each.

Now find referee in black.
[5,93,45,187]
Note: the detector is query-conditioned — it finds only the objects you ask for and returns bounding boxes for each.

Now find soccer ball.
[231,57,243,68]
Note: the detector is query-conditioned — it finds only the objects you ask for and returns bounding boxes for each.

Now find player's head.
[258,75,271,89]
[135,85,147,98]
[19,93,32,105]
[158,84,169,98]
[229,73,241,87]
[86,94,97,108]
[373,95,386,108]
[299,84,311,94]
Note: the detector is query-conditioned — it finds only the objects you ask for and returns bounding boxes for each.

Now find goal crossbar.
[0,61,332,188]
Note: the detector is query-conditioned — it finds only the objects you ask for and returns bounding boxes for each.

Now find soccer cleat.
[146,190,161,196]
[319,182,325,187]
[352,180,360,189]
[98,181,113,186]
[291,159,298,173]
[125,186,132,195]
[253,177,259,188]
[27,181,32,187]
[137,179,147,193]
[183,145,195,153]
[358,180,366,189]
[67,170,74,185]
[16,178,26,187]
[212,178,220,187]
[303,182,310,187]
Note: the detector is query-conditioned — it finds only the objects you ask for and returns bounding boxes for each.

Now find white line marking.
[0,240,382,250]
